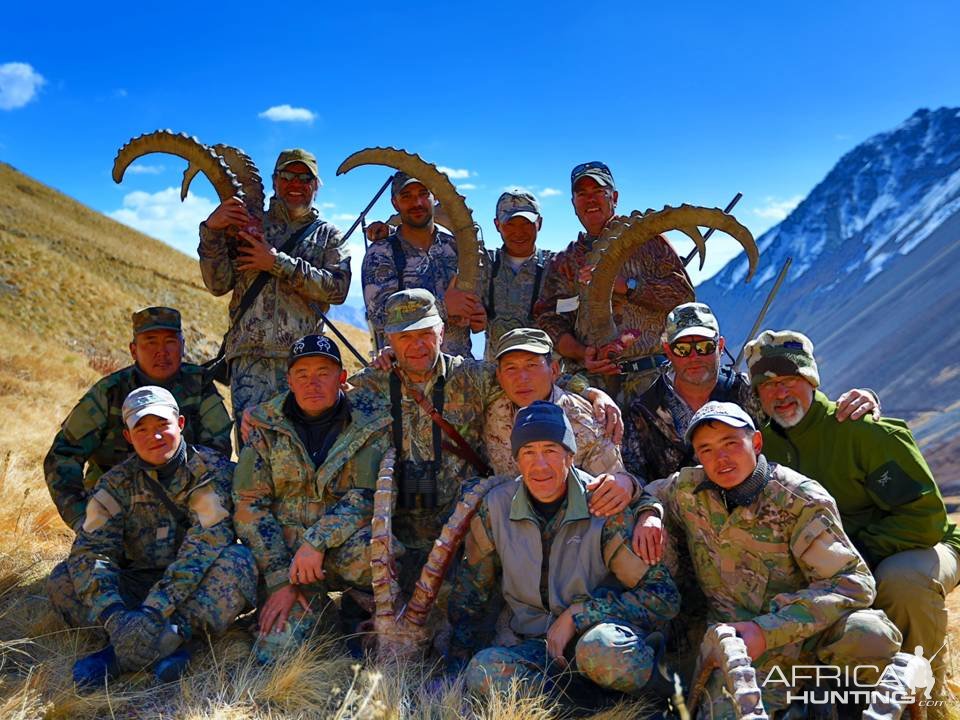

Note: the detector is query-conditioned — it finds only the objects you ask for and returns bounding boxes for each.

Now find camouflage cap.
[122,386,180,430]
[288,334,342,368]
[496,189,541,225]
[495,327,553,360]
[275,149,322,185]
[131,306,181,335]
[684,401,756,445]
[744,330,820,389]
[391,171,427,196]
[383,289,443,335]
[663,302,720,343]
[571,161,616,192]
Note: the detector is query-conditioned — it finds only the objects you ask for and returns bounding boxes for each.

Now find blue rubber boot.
[73,645,120,691]
[154,647,191,683]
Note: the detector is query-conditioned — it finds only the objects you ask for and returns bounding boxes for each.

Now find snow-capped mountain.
[699,107,960,451]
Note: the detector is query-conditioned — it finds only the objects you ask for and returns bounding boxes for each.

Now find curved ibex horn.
[370,447,500,661]
[112,130,242,204]
[579,205,758,346]
[337,147,483,295]
[688,624,768,720]
[211,144,266,220]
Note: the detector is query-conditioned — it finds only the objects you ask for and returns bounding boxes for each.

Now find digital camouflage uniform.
[198,197,351,425]
[448,469,679,696]
[361,227,472,357]
[47,444,256,640]
[648,458,901,716]
[44,306,232,531]
[484,384,634,487]
[533,227,694,402]
[232,389,391,661]
[479,247,553,361]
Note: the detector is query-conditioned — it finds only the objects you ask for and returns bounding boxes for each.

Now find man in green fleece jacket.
[745,329,960,690]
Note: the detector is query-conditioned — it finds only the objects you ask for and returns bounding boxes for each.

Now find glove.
[103,607,167,671]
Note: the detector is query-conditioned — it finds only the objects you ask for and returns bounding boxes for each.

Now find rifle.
[341,175,393,249]
[732,257,792,371]
[316,307,493,477]
[683,192,743,267]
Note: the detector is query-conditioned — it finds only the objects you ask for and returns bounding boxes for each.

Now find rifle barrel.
[340,175,393,244]
[733,256,792,371]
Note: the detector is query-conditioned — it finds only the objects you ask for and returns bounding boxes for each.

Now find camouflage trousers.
[46,543,257,638]
[252,528,374,663]
[465,622,656,698]
[230,355,289,447]
[697,609,902,719]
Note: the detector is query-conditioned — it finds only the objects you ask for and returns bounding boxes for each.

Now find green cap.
[663,302,720,343]
[744,330,820,389]
[275,148,321,185]
[131,306,181,335]
[495,327,553,360]
[383,289,443,334]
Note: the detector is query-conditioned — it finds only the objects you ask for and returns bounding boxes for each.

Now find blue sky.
[2,1,959,303]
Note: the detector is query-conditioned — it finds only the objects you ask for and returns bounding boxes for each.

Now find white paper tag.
[556,296,580,313]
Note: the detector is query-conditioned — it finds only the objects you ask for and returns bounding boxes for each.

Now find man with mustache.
[362,172,482,358]
[199,149,351,436]
[746,330,960,696]
[45,306,232,532]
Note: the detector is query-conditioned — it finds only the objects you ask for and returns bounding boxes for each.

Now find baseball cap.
[663,303,720,343]
[122,386,180,430]
[275,149,321,184]
[495,327,553,360]
[391,171,427,196]
[496,189,541,224]
[684,401,756,445]
[288,335,343,369]
[131,306,181,335]
[383,289,443,334]
[570,161,616,192]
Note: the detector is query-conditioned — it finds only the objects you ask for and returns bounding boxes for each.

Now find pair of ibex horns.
[112,131,760,345]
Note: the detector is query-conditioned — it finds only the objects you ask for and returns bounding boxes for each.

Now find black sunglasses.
[277,170,315,183]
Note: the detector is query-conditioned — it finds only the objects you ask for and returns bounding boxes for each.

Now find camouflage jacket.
[654,458,875,653]
[347,354,502,550]
[198,198,350,361]
[479,247,554,361]
[622,366,759,483]
[761,391,960,566]
[361,227,472,357]
[233,390,391,592]
[448,471,679,659]
[533,228,694,367]
[69,444,238,621]
[44,363,233,531]
[484,385,635,491]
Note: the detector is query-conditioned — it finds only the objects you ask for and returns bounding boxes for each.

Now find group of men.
[40,147,957,718]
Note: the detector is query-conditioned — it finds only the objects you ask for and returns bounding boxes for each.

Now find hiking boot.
[73,645,121,691]
[154,647,191,683]
[644,631,682,700]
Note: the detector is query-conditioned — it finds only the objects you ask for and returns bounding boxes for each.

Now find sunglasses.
[277,170,315,183]
[670,339,717,358]
[570,161,611,180]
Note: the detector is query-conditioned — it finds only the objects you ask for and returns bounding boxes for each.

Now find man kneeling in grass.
[447,401,679,703]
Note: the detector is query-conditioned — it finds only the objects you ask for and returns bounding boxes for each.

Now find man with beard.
[623,303,878,482]
[45,307,232,532]
[362,172,484,358]
[534,162,694,402]
[199,149,351,434]
[745,330,960,695]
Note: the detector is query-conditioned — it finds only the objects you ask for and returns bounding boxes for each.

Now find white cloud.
[0,62,45,110]
[752,195,803,221]
[502,185,534,194]
[540,187,562,197]
[457,183,477,191]
[437,166,471,180]
[258,104,316,123]
[320,202,337,209]
[126,164,164,175]
[108,187,217,256]
[333,213,358,222]
[114,88,128,98]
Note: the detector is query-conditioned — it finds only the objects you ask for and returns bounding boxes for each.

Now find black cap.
[288,335,342,368]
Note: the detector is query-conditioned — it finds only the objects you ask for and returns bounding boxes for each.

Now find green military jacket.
[69,444,237,621]
[761,391,960,566]
[656,459,876,653]
[233,390,391,592]
[44,363,233,531]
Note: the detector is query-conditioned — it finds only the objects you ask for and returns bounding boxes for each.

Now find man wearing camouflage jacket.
[233,335,391,662]
[44,306,232,532]
[199,149,351,428]
[635,402,904,717]
[448,402,679,699]
[47,387,256,688]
